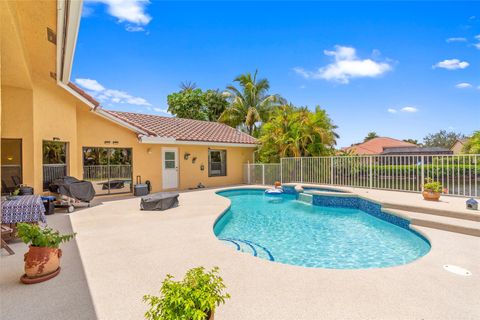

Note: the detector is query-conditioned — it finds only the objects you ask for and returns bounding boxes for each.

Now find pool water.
[214,189,430,269]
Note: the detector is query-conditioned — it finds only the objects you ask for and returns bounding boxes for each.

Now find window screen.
[208,150,226,177]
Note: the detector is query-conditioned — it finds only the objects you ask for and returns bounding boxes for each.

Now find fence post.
[421,156,425,188]
[247,163,251,184]
[330,157,334,185]
[369,156,373,189]
[280,159,283,184]
[300,158,303,183]
[262,164,265,185]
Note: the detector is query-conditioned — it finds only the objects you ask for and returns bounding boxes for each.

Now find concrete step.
[383,202,480,222]
[391,209,480,237]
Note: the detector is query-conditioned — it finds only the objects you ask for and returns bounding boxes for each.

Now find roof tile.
[105,110,257,145]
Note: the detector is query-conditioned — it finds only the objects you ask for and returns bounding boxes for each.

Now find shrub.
[16,223,76,248]
[423,178,443,193]
[143,267,230,320]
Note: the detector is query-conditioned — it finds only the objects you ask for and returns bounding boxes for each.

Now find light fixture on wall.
[192,157,197,164]
[147,148,152,155]
[184,152,191,160]
[52,137,60,141]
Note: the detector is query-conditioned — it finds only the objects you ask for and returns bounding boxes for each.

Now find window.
[164,151,176,169]
[1,139,22,194]
[43,141,68,190]
[208,150,226,177]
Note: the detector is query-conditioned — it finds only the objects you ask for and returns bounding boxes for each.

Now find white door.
[162,148,178,189]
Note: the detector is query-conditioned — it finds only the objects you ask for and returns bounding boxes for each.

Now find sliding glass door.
[83,147,132,195]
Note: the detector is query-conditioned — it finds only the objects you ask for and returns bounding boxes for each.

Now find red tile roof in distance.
[68,82,100,108]
[345,137,416,155]
[105,110,257,145]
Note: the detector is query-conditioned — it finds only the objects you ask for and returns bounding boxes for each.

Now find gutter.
[140,135,258,148]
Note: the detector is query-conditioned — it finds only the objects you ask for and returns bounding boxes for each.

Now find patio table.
[1,195,46,224]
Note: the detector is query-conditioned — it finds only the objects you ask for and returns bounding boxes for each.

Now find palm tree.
[219,70,283,135]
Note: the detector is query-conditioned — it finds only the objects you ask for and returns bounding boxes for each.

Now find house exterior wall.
[76,107,254,192]
[1,1,254,195]
[450,141,465,154]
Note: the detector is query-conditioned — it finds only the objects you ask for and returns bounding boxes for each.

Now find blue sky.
[73,1,479,147]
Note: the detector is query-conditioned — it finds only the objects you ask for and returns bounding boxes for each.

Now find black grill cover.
[140,192,179,211]
[49,176,96,202]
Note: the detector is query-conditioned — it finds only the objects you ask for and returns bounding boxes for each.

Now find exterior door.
[162,148,178,189]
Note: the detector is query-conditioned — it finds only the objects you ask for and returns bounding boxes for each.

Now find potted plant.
[16,223,75,284]
[143,267,230,320]
[422,178,443,201]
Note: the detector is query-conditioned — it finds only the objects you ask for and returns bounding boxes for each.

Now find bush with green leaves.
[143,267,230,320]
[423,178,443,193]
[16,223,76,248]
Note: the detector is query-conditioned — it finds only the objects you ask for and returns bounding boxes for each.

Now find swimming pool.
[214,189,430,269]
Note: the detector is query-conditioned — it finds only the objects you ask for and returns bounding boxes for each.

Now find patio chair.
[1,225,15,255]
[11,175,21,187]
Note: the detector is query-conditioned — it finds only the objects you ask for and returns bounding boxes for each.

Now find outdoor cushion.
[140,192,179,211]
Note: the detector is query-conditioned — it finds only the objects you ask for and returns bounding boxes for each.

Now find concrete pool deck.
[1,185,479,319]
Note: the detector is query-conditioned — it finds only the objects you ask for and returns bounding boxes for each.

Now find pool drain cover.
[443,265,472,276]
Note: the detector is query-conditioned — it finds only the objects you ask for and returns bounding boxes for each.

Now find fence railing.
[245,154,479,197]
[43,164,67,189]
[83,165,132,181]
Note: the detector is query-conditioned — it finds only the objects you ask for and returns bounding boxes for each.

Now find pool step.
[298,193,313,205]
[219,238,275,261]
[392,209,480,237]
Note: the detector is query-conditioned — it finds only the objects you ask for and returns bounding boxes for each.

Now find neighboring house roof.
[105,110,257,145]
[381,146,452,155]
[345,137,416,155]
[450,138,469,150]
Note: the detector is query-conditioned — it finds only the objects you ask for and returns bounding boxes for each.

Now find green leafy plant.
[11,188,20,196]
[143,267,230,320]
[16,223,76,248]
[423,178,443,193]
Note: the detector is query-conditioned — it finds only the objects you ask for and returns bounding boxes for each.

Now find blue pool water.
[214,189,430,269]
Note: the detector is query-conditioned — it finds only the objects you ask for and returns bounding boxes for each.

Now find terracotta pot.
[422,191,441,201]
[24,246,62,278]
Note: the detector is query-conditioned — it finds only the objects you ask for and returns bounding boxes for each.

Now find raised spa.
[213,188,430,269]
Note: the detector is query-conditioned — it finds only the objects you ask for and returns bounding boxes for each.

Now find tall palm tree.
[219,70,283,135]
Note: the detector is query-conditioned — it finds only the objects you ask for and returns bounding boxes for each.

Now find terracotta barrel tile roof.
[68,82,100,108]
[105,110,257,145]
[345,137,416,155]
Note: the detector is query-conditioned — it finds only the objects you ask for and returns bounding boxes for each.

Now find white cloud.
[401,107,418,113]
[125,25,145,32]
[446,37,467,43]
[388,107,418,114]
[75,78,151,106]
[475,34,480,40]
[75,78,105,91]
[455,82,473,89]
[153,107,170,114]
[475,43,480,50]
[85,0,152,31]
[433,59,469,70]
[293,45,392,84]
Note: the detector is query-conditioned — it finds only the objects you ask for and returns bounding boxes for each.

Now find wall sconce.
[200,164,205,171]
[192,157,197,164]
[184,152,191,160]
[147,148,152,155]
[53,137,60,141]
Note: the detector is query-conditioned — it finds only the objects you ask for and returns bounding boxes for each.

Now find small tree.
[363,132,379,142]
[167,87,207,121]
[462,131,480,154]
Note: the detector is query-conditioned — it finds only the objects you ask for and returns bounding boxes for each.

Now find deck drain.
[443,265,472,276]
